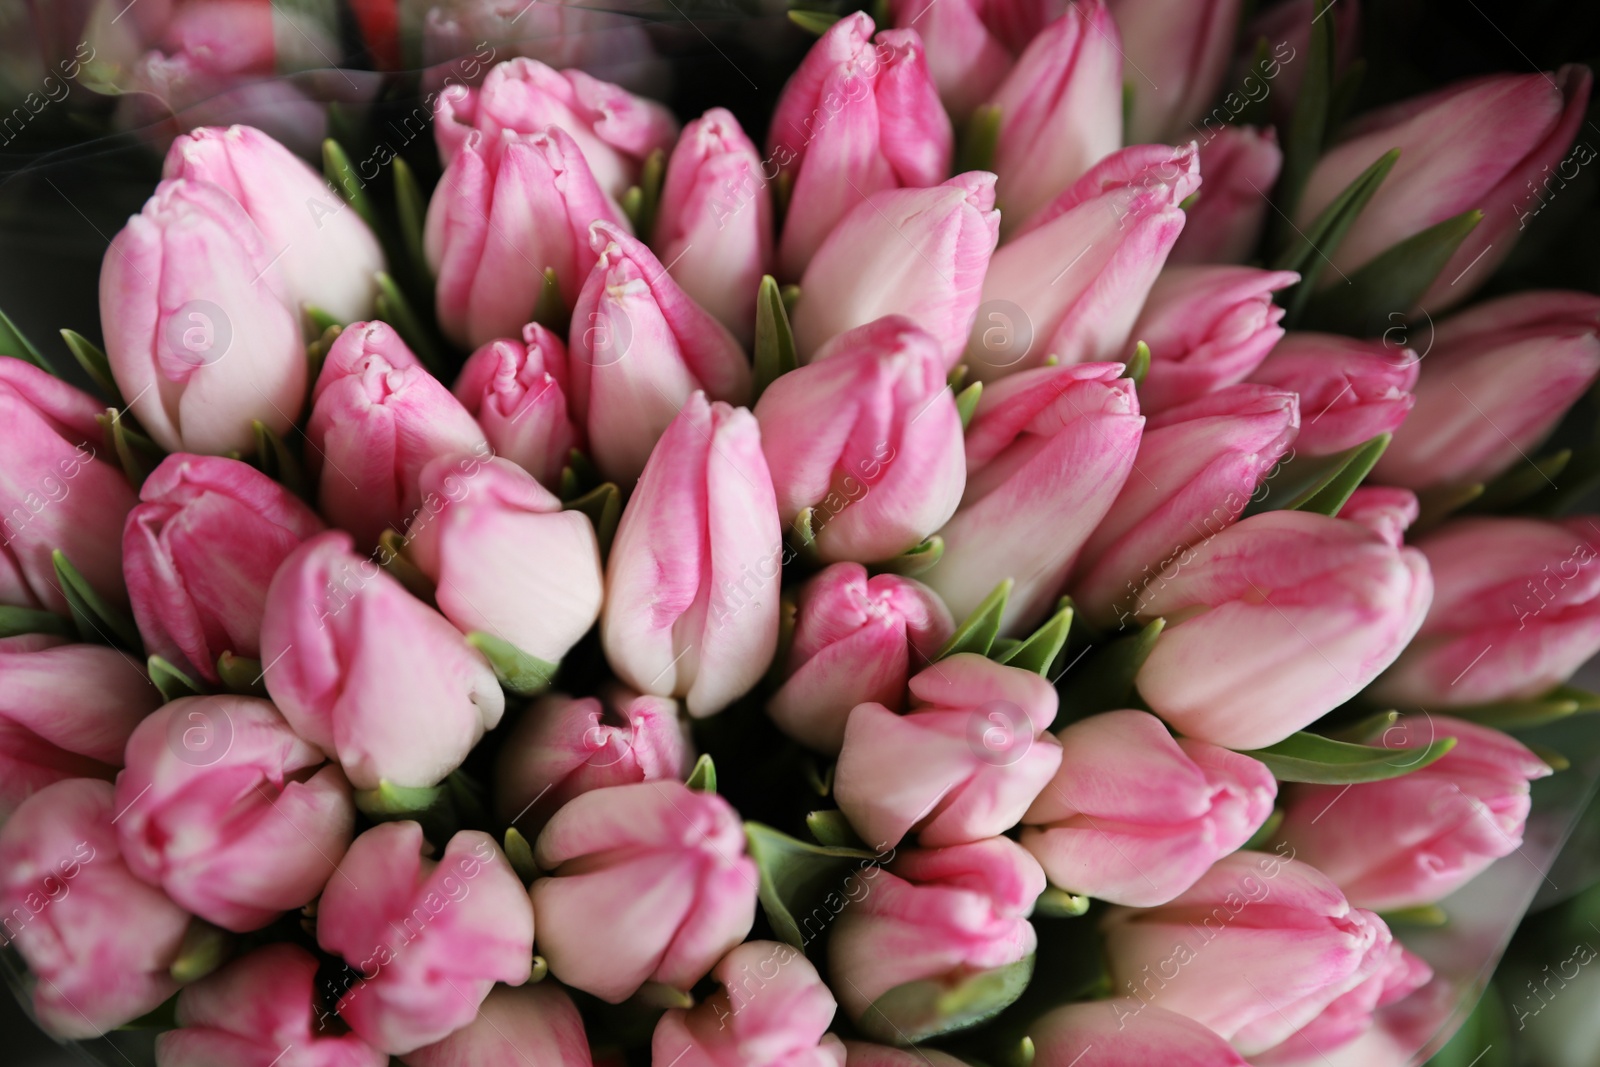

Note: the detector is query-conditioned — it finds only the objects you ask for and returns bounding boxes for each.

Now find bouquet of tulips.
[3,0,1600,1064]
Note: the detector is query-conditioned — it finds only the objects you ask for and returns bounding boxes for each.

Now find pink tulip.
[829,836,1044,1024]
[967,143,1200,380]
[652,940,847,1067]
[653,107,773,345]
[1133,510,1433,750]
[1029,1000,1250,1066]
[1248,333,1419,457]
[163,124,386,324]
[1130,266,1299,413]
[754,317,967,563]
[1022,710,1276,907]
[1170,127,1283,265]
[885,0,1069,122]
[835,653,1063,848]
[156,944,386,1067]
[985,1,1124,234]
[767,13,953,278]
[0,635,158,824]
[306,321,489,548]
[925,363,1143,631]
[793,174,1000,366]
[768,563,954,753]
[601,395,781,717]
[402,983,593,1067]
[317,823,534,1055]
[1374,291,1600,490]
[1371,516,1600,707]
[123,453,323,682]
[259,530,505,790]
[1072,384,1300,626]
[1296,67,1592,309]
[1252,941,1431,1066]
[1109,0,1243,142]
[0,778,190,1038]
[426,123,627,349]
[1336,487,1419,548]
[0,358,135,614]
[531,780,758,1002]
[568,223,753,485]
[452,323,580,490]
[842,1043,970,1067]
[494,685,691,834]
[100,177,305,455]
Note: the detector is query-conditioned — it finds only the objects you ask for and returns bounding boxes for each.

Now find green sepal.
[1057,617,1164,721]
[0,304,53,373]
[744,822,878,951]
[376,528,437,602]
[786,507,823,568]
[374,271,444,375]
[938,579,1012,659]
[788,8,841,34]
[392,155,430,284]
[1293,433,1390,515]
[307,324,341,386]
[1237,730,1457,784]
[1301,209,1482,336]
[148,655,205,702]
[251,420,307,496]
[530,955,549,983]
[322,139,379,231]
[635,983,695,1010]
[1033,887,1091,918]
[1123,340,1150,386]
[1528,742,1570,772]
[504,827,538,884]
[686,753,717,793]
[170,919,232,984]
[53,549,141,649]
[354,780,445,820]
[96,407,165,490]
[532,267,567,333]
[0,605,74,640]
[754,275,799,398]
[859,954,1035,1045]
[305,306,342,334]
[958,105,1002,174]
[564,482,621,558]
[1438,686,1600,731]
[1381,904,1449,927]
[60,329,122,404]
[217,651,268,697]
[1273,149,1400,327]
[996,599,1073,677]
[467,631,559,696]
[869,536,943,577]
[1244,433,1390,516]
[627,148,666,237]
[806,810,866,849]
[955,381,983,429]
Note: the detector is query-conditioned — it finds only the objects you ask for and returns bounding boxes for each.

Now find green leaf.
[623,148,666,237]
[60,330,122,404]
[1238,731,1457,784]
[806,810,866,849]
[1441,686,1600,731]
[1060,618,1165,721]
[169,920,232,984]
[1301,210,1482,336]
[1242,808,1284,851]
[1273,0,1336,227]
[744,822,878,951]
[938,580,1012,659]
[686,754,717,793]
[997,600,1073,676]
[1294,434,1390,515]
[859,954,1035,1045]
[1233,38,1275,127]
[1123,340,1150,386]
[0,605,74,639]
[322,139,378,230]
[955,381,983,429]
[532,267,567,333]
[1413,481,1485,532]
[148,655,204,702]
[392,156,429,284]
[1033,887,1091,918]
[1246,434,1390,516]
[52,549,141,649]
[95,407,165,491]
[1468,448,1570,513]
[466,632,559,696]
[251,420,306,496]
[754,275,798,398]
[354,781,448,833]
[958,105,1002,175]
[305,306,341,334]
[1528,742,1570,772]
[0,304,54,373]
[217,652,267,696]
[786,507,823,568]
[504,827,538,883]
[1383,904,1448,927]
[1273,149,1400,327]
[563,482,621,558]
[788,8,841,34]
[869,536,944,578]
[374,271,444,376]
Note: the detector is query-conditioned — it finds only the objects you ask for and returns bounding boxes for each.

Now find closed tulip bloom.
[1029,1000,1250,1066]
[163,124,385,323]
[1131,267,1299,413]
[835,654,1063,848]
[794,174,1000,365]
[1109,0,1243,143]
[967,143,1200,380]
[1371,517,1600,707]
[306,321,489,548]
[1248,333,1419,457]
[403,983,593,1067]
[1170,127,1283,265]
[652,940,847,1067]
[885,0,1068,122]
[259,531,505,790]
[1252,941,1431,1066]
[157,944,387,1067]
[768,563,954,753]
[531,780,758,1002]
[1336,487,1419,549]
[1021,710,1277,907]
[1374,291,1600,490]
[569,223,753,486]
[452,323,580,490]
[123,454,323,683]
[0,635,159,824]
[317,823,534,1055]
[101,178,305,455]
[755,317,966,563]
[1296,67,1592,308]
[925,364,1143,631]
[842,1043,970,1067]
[767,13,953,278]
[0,779,190,1038]
[602,395,781,717]
[1072,384,1300,626]
[653,108,772,345]
[830,836,1044,1024]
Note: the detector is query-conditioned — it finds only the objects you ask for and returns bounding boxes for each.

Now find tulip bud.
[1130,266,1299,413]
[1296,67,1592,308]
[259,530,505,790]
[0,635,159,824]
[986,1,1124,235]
[1169,127,1283,266]
[1109,0,1243,143]
[569,223,753,486]
[452,323,580,490]
[885,0,1068,122]
[1029,1001,1251,1066]
[427,123,628,349]
[793,174,1000,365]
[307,321,489,549]
[158,944,386,1067]
[1374,291,1600,490]
[653,108,773,346]
[0,779,190,1038]
[836,654,1063,848]
[531,780,758,1002]
[317,823,535,1055]
[602,395,781,717]
[495,685,691,835]
[768,563,954,753]
[163,124,386,323]
[967,143,1200,381]
[652,940,847,1067]
[1255,941,1431,1066]
[1021,710,1277,907]
[403,983,593,1067]
[755,317,966,563]
[829,836,1044,1025]
[768,13,953,278]
[925,364,1143,631]
[1072,384,1299,625]
[101,177,305,455]
[123,454,323,682]
[1336,487,1419,548]
[1248,333,1419,457]
[0,358,136,615]
[1371,517,1600,707]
